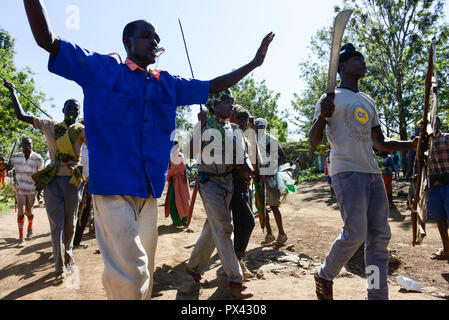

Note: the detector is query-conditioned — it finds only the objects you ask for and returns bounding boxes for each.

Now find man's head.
[254,118,267,132]
[232,105,250,130]
[338,43,366,80]
[123,20,160,67]
[63,99,81,123]
[21,138,33,156]
[206,90,234,119]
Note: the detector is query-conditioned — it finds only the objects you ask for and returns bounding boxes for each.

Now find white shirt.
[313,88,381,176]
[10,151,44,195]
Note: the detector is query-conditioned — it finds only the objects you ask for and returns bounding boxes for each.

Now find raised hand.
[197,109,207,122]
[320,96,335,118]
[253,32,275,67]
[3,80,15,92]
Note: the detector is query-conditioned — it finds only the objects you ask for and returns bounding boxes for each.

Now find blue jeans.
[318,172,391,300]
[426,185,449,222]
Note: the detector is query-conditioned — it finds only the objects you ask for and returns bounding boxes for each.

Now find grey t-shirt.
[313,88,381,176]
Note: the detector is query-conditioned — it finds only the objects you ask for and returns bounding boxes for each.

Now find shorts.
[327,176,332,185]
[426,185,449,222]
[16,193,36,216]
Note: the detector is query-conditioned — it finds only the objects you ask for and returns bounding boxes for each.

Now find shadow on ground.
[1,272,56,300]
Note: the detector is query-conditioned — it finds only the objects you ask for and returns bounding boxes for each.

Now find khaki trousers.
[93,194,158,300]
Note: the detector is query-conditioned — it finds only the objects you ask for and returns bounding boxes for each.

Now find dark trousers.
[230,185,255,258]
[74,192,92,246]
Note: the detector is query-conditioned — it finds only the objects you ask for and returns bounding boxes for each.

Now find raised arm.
[309,96,335,148]
[209,32,275,94]
[23,0,60,55]
[371,126,418,152]
[3,81,35,125]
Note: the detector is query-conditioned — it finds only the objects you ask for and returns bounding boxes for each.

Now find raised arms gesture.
[209,32,275,94]
[23,0,60,55]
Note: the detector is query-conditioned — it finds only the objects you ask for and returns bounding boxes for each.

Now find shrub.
[297,167,325,184]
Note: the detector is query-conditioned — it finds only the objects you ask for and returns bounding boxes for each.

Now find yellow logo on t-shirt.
[355,108,369,124]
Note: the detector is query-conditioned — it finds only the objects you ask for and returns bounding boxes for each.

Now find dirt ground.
[0,178,448,300]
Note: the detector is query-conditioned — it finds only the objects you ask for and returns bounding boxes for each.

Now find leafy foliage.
[292,0,449,173]
[297,167,326,184]
[0,28,53,162]
[231,75,288,143]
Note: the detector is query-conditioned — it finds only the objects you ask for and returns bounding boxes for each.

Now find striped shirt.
[429,132,449,185]
[10,152,44,195]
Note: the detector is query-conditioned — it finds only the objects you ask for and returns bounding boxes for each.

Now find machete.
[326,9,353,103]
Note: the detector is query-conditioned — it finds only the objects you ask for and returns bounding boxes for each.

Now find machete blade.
[326,9,353,99]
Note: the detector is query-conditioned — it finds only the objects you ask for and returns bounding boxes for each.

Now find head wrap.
[255,118,267,128]
[206,89,234,113]
[338,43,364,73]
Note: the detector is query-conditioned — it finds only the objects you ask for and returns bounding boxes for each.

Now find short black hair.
[22,137,32,144]
[63,99,80,110]
[123,20,149,45]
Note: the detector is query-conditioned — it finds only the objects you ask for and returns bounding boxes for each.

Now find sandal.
[261,233,275,245]
[229,281,254,300]
[275,233,288,246]
[430,248,449,260]
[186,269,209,286]
[314,272,333,300]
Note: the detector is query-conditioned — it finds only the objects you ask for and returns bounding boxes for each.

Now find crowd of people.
[0,0,447,301]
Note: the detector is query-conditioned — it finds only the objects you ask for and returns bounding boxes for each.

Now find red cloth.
[164,151,191,219]
[382,173,392,195]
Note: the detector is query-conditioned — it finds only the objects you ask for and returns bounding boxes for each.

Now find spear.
[0,75,53,119]
[178,18,203,112]
[178,18,205,227]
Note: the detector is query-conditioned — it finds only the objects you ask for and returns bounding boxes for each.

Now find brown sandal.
[314,272,333,300]
[430,248,449,260]
[229,281,254,300]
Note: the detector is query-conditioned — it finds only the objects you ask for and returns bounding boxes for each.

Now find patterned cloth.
[32,121,84,191]
[10,152,44,195]
[429,132,449,185]
[206,89,233,112]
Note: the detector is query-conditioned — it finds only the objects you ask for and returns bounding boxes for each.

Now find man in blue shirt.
[23,0,274,300]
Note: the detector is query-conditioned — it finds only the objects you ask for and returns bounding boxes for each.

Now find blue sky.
[1,0,448,137]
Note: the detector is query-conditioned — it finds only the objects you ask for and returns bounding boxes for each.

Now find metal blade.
[326,9,353,97]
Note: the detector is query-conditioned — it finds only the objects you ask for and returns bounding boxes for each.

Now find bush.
[0,182,15,204]
[297,167,325,184]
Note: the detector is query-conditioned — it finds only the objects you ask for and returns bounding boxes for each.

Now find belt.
[198,171,232,177]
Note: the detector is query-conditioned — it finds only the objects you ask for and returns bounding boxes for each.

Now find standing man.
[231,105,256,279]
[73,142,91,249]
[186,91,254,299]
[378,151,395,208]
[4,80,86,283]
[426,117,449,260]
[4,138,43,247]
[309,43,418,300]
[255,118,288,246]
[23,0,273,300]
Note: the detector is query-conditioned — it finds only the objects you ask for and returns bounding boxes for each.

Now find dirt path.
[0,179,448,300]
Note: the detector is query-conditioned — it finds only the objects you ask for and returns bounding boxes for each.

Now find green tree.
[292,0,449,172]
[0,28,52,162]
[231,75,288,143]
